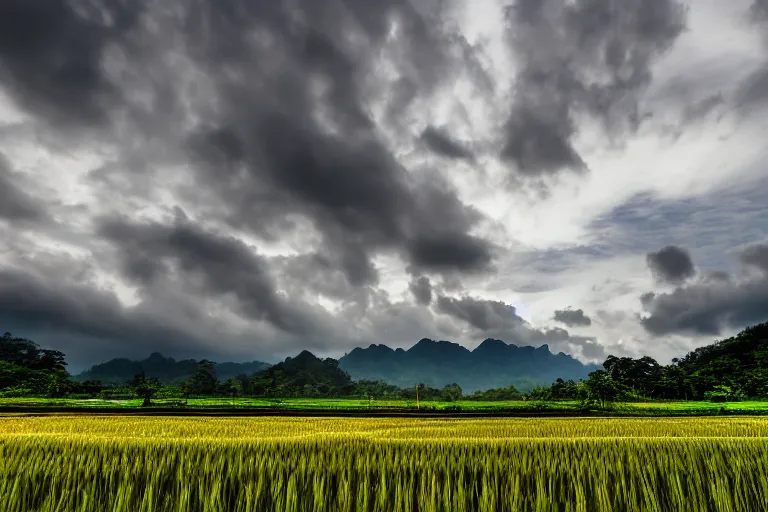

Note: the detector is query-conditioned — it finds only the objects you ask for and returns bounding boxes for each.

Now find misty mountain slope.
[339,338,599,393]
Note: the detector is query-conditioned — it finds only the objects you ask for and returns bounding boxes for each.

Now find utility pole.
[416,383,424,410]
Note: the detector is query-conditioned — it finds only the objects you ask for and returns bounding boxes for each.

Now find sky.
[1,0,768,372]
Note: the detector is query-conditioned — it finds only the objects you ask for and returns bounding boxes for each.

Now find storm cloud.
[435,295,602,359]
[0,0,140,128]
[409,276,433,306]
[501,0,688,176]
[553,308,592,327]
[96,214,330,336]
[641,243,768,336]
[646,245,696,284]
[735,0,768,109]
[420,125,475,160]
[0,153,48,223]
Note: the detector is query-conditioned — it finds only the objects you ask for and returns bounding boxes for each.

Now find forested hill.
[74,353,271,385]
[669,322,768,398]
[339,338,600,393]
[247,351,356,397]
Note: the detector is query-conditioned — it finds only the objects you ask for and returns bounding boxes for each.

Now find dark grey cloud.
[406,231,494,274]
[436,296,526,332]
[575,337,607,360]
[172,0,493,278]
[680,93,725,125]
[752,0,768,26]
[501,0,687,176]
[97,214,330,336]
[272,253,375,304]
[0,256,224,367]
[641,243,768,336]
[735,1,768,109]
[1,0,494,282]
[0,153,48,223]
[739,241,768,273]
[420,125,474,160]
[646,245,695,284]
[0,0,139,128]
[655,92,725,141]
[553,308,592,327]
[409,276,433,306]
[737,68,768,108]
[640,292,656,308]
[435,295,600,358]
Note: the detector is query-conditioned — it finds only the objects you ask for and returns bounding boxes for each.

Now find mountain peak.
[408,338,469,352]
[367,343,394,353]
[293,350,318,362]
[476,338,507,349]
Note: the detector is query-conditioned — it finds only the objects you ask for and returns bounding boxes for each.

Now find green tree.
[45,370,72,398]
[132,372,162,407]
[441,383,463,402]
[0,333,72,396]
[585,370,618,409]
[186,360,219,396]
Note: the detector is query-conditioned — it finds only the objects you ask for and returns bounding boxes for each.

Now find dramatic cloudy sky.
[2,0,768,371]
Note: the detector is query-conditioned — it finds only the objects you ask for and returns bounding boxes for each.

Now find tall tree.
[131,372,162,407]
[186,360,219,396]
[585,370,618,409]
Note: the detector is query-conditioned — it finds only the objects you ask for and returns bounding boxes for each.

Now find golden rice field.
[2,416,767,512]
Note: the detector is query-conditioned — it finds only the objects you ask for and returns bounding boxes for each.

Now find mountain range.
[74,339,599,392]
[338,338,599,393]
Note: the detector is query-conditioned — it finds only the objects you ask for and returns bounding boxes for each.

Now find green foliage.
[69,380,106,397]
[469,385,523,401]
[130,372,163,407]
[184,360,219,396]
[0,334,71,396]
[601,323,768,401]
[523,379,586,402]
[585,370,619,409]
[0,332,66,372]
[247,351,355,398]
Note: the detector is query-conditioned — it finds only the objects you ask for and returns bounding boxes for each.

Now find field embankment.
[2,417,767,511]
[2,397,768,417]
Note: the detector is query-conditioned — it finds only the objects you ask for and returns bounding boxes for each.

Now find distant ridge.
[339,338,598,393]
[74,353,271,385]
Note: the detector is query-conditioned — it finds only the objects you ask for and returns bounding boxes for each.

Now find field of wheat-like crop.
[2,416,767,512]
